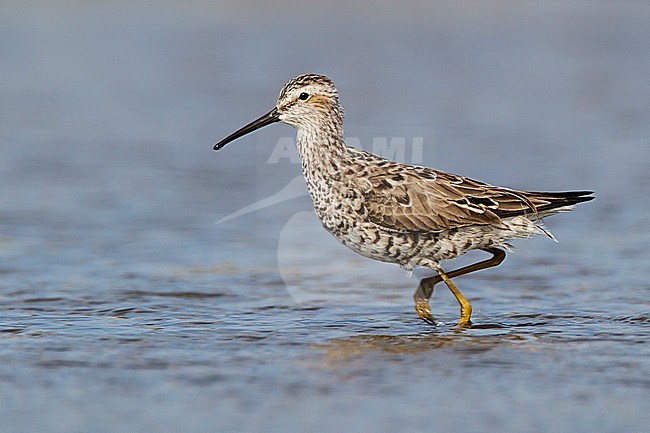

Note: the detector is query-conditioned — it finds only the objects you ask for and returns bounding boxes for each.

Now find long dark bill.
[213,108,280,150]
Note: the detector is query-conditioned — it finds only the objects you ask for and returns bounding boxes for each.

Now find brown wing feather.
[354,165,573,234]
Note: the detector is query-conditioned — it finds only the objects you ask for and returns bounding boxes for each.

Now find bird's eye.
[298,92,310,101]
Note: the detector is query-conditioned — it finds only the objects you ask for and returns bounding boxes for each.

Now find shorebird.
[214,74,593,327]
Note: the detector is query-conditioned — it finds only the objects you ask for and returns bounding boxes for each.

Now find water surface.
[1,2,649,432]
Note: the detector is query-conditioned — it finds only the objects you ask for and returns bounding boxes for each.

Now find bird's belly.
[318,215,436,269]
[309,191,515,270]
[318,211,511,270]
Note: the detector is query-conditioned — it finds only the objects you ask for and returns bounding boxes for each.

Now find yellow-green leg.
[438,268,473,327]
[414,248,506,327]
[413,283,437,324]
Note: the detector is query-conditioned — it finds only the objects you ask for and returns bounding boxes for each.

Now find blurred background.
[1,1,649,432]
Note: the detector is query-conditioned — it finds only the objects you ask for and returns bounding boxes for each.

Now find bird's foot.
[457,304,473,328]
[414,299,437,325]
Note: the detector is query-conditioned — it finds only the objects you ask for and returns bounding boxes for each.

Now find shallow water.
[1,2,649,432]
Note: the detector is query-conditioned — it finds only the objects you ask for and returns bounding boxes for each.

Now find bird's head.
[214,74,342,151]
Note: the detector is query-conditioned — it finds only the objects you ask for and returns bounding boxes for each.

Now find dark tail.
[532,190,594,210]
[496,190,594,219]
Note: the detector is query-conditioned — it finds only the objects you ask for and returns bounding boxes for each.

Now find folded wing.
[356,167,593,234]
